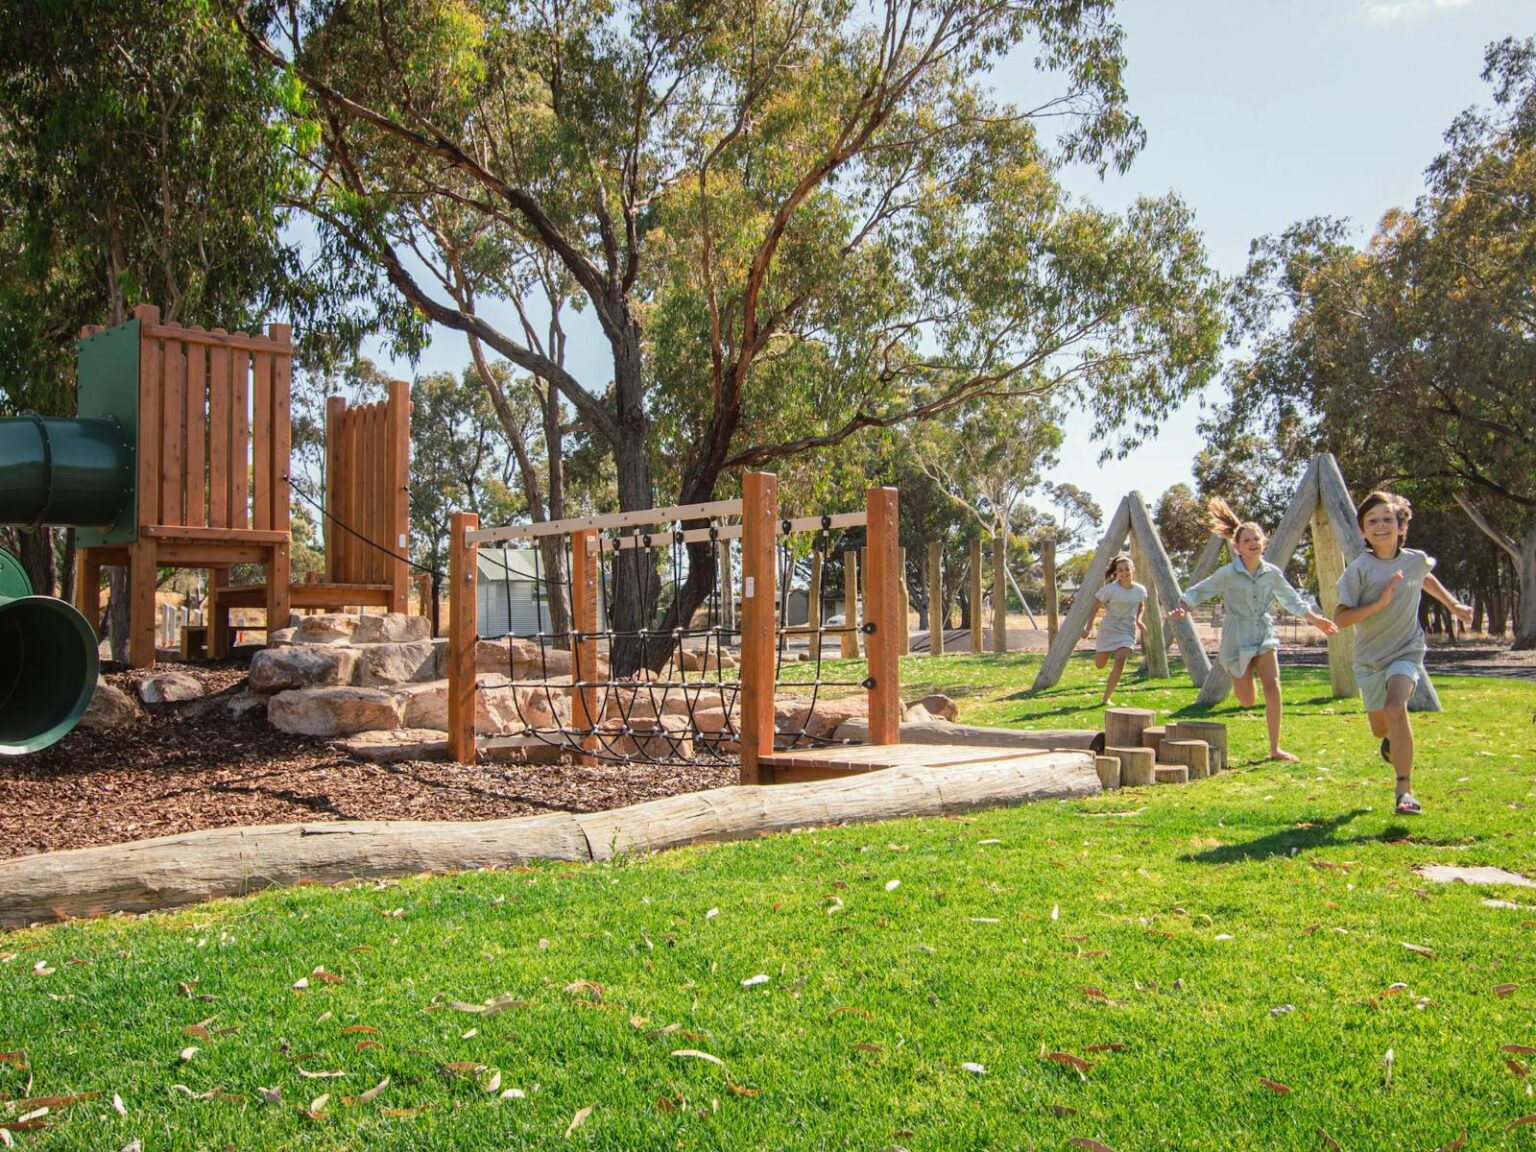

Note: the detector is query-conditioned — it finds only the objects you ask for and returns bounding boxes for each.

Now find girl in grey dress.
[1170,498,1339,761]
[1081,553,1147,706]
[1333,492,1473,815]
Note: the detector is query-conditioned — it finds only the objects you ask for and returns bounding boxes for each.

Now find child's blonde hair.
[1208,497,1265,547]
[1103,552,1133,583]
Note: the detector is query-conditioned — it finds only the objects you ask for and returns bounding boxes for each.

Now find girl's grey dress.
[1094,581,1147,652]
[1179,559,1316,678]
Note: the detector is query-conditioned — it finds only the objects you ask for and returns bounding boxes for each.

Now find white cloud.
[1359,0,1472,23]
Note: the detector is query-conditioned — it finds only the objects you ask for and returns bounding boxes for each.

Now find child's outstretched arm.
[1423,573,1474,627]
[1081,602,1100,641]
[1269,573,1340,636]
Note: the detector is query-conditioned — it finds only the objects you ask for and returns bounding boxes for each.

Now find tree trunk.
[14,526,56,597]
[609,410,659,675]
[1515,527,1536,651]
[108,567,131,662]
[59,528,76,606]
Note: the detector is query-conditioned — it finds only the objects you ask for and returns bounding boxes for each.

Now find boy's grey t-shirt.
[1336,547,1435,667]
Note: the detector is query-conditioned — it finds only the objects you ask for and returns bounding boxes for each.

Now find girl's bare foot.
[1101,698,1115,707]
[1269,749,1300,762]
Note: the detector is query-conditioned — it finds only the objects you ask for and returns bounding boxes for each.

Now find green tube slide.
[0,548,100,755]
[0,416,128,754]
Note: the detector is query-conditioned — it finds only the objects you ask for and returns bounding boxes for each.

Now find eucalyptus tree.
[242,0,1222,667]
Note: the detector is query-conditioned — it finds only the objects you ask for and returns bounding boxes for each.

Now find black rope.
[283,474,444,580]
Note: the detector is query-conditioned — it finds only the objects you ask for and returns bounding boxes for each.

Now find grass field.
[4,653,1535,1150]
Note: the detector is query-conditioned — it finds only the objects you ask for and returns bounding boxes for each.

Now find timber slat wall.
[323,380,410,603]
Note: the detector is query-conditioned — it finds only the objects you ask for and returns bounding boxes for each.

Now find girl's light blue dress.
[1179,559,1315,678]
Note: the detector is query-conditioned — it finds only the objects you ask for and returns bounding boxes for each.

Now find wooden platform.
[760,742,1072,784]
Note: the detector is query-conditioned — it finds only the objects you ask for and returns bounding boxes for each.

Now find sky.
[365,0,1531,530]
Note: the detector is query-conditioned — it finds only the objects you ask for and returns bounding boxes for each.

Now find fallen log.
[834,717,1104,753]
[0,754,1099,928]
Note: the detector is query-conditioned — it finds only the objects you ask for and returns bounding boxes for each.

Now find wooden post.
[75,551,102,643]
[739,472,778,785]
[1309,498,1359,699]
[720,542,736,632]
[571,528,600,766]
[1032,499,1131,692]
[927,541,945,657]
[991,533,1007,654]
[1165,720,1228,773]
[1140,724,1167,760]
[1042,537,1058,646]
[129,540,157,668]
[865,487,901,746]
[806,549,824,657]
[1162,739,1210,780]
[897,548,911,655]
[1094,755,1121,790]
[448,512,480,765]
[267,538,291,643]
[387,378,411,613]
[841,549,860,659]
[415,572,431,621]
[1104,707,1156,749]
[210,568,232,656]
[325,396,346,583]
[969,538,984,653]
[1130,533,1169,678]
[1126,492,1211,686]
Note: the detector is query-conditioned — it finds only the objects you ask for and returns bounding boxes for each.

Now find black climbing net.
[474,513,870,767]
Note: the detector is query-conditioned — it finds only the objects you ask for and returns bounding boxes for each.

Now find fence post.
[897,547,911,655]
[969,538,984,653]
[447,511,480,765]
[865,487,901,745]
[1043,537,1059,645]
[571,528,600,765]
[992,533,1008,653]
[841,549,860,659]
[739,472,778,785]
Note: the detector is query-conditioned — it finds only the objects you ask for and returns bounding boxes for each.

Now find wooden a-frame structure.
[1032,453,1440,712]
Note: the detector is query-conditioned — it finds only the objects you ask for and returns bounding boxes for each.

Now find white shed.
[476,547,608,638]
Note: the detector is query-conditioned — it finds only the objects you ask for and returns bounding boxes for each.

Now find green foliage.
[4,658,1533,1148]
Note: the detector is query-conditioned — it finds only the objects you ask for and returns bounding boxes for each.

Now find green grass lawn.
[4,653,1536,1150]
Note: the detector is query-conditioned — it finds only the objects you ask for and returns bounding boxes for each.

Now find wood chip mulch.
[1,662,735,861]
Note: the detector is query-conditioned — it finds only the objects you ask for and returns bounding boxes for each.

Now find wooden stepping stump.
[1104,708,1157,751]
[1106,745,1155,787]
[1094,755,1122,790]
[1166,721,1227,772]
[1153,764,1189,785]
[1161,739,1210,780]
[1139,724,1167,759]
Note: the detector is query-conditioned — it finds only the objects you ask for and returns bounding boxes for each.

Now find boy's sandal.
[1394,792,1423,816]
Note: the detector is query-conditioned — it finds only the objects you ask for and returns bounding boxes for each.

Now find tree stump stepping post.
[1104,707,1156,751]
[1161,738,1211,780]
[1094,755,1121,790]
[1153,764,1189,785]
[1106,745,1156,787]
[1165,721,1227,773]
[1139,724,1167,759]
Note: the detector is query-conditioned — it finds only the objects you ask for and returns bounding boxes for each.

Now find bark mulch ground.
[3,640,1531,862]
[1,662,735,861]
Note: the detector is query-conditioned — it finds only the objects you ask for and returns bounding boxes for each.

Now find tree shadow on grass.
[1182,809,1374,865]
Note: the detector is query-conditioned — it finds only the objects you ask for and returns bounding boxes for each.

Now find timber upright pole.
[928,542,945,656]
[969,538,984,653]
[447,512,479,765]
[1131,533,1170,678]
[865,487,901,746]
[841,549,860,659]
[1043,537,1059,646]
[571,528,600,766]
[897,548,911,655]
[992,533,1007,653]
[739,472,778,785]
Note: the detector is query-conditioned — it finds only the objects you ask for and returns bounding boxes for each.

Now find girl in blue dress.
[1171,498,1339,761]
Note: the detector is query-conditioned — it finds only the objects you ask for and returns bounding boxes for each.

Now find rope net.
[473,512,869,767]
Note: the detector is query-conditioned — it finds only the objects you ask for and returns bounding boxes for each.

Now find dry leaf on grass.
[297,1068,345,1079]
[672,1049,725,1068]
[0,1052,27,1068]
[341,1025,379,1035]
[360,1077,390,1103]
[1258,1077,1291,1095]
[1495,983,1519,998]
[177,1047,199,1062]
[1069,1139,1115,1151]
[1085,1043,1127,1053]
[853,1044,884,1054]
[1508,1115,1536,1131]
[257,1086,281,1104]
[1401,942,1434,958]
[1504,1045,1536,1055]
[1431,1131,1467,1151]
[481,1069,503,1094]
[308,1094,330,1115]
[1317,1127,1344,1151]
[960,1063,986,1075]
[566,1104,593,1136]
[828,1006,875,1021]
[1508,1059,1530,1080]
[1050,1104,1078,1116]
[563,981,605,1003]
[741,974,770,988]
[111,1095,127,1116]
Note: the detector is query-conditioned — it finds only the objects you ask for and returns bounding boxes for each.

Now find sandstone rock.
[355,641,441,687]
[915,693,959,722]
[398,676,569,734]
[267,687,404,736]
[351,612,432,645]
[78,679,139,730]
[137,671,205,704]
[268,627,298,646]
[293,614,359,644]
[476,636,608,680]
[607,714,693,760]
[224,692,268,719]
[248,645,360,693]
[660,687,727,718]
[336,728,449,763]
